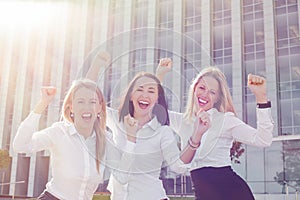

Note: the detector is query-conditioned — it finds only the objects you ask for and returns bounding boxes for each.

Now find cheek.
[151,94,159,103]
[130,91,138,101]
[96,104,102,112]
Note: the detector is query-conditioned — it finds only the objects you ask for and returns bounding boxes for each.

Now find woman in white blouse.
[156,59,274,200]
[13,79,135,200]
[87,55,209,200]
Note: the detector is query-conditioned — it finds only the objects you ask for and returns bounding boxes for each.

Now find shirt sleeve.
[104,132,136,185]
[168,110,183,136]
[228,108,274,147]
[160,126,188,174]
[13,112,55,153]
[106,107,118,130]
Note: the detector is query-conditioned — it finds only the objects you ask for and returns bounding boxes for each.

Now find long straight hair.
[118,72,170,126]
[61,79,106,172]
[184,66,236,121]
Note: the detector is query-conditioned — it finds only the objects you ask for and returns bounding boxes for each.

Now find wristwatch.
[257,101,271,108]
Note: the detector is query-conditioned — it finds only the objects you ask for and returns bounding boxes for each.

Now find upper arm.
[168,110,183,134]
[227,112,273,147]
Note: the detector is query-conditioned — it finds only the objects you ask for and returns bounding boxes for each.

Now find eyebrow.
[75,97,98,100]
[136,84,157,90]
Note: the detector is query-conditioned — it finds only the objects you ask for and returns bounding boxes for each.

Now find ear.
[97,104,102,113]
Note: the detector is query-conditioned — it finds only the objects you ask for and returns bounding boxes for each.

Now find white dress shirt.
[169,107,274,171]
[13,112,104,200]
[106,108,185,200]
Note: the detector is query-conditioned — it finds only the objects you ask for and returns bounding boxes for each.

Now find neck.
[74,124,93,139]
[133,112,153,127]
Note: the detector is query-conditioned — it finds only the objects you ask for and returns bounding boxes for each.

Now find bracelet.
[188,137,200,150]
[257,101,271,108]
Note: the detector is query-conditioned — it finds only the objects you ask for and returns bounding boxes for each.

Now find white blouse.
[169,108,274,171]
[106,107,186,200]
[13,112,135,200]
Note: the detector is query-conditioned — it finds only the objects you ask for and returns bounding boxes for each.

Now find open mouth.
[198,97,208,106]
[138,100,150,109]
[81,113,92,121]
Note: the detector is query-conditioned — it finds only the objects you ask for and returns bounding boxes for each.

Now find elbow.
[13,139,29,153]
[261,135,273,147]
[13,142,24,153]
[12,138,20,152]
[264,139,273,147]
[169,161,188,174]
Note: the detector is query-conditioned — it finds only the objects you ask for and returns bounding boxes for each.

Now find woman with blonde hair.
[156,59,274,200]
[13,78,132,200]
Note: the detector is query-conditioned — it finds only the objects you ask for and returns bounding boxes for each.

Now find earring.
[70,113,74,118]
[97,113,101,119]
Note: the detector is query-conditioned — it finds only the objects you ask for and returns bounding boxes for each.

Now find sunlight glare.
[0,1,64,29]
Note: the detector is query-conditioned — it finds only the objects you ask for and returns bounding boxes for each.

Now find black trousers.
[37,191,60,200]
[190,166,255,200]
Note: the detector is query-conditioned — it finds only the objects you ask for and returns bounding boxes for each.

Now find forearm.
[180,137,200,164]
[86,51,110,81]
[33,100,49,114]
[156,72,165,83]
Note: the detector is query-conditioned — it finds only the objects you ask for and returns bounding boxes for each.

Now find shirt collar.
[67,122,96,139]
[143,116,161,130]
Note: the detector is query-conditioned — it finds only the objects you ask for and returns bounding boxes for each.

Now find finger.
[247,74,253,85]
[196,108,204,117]
[248,74,265,85]
[47,87,57,95]
[41,86,56,95]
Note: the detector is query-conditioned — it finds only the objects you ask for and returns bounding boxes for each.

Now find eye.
[77,100,84,104]
[90,100,97,104]
[209,90,216,95]
[148,90,155,93]
[198,85,205,90]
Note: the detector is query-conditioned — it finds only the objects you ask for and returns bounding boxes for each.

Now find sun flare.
[0,1,66,29]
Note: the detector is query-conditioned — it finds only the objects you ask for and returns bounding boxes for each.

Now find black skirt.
[190,166,255,200]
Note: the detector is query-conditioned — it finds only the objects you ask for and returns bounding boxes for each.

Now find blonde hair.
[61,79,106,172]
[183,66,236,121]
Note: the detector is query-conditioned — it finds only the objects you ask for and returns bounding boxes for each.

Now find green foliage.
[92,195,111,200]
[274,140,300,190]
[0,149,11,170]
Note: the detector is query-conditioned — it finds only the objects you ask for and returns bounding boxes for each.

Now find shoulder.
[222,112,245,128]
[158,125,176,137]
[224,111,235,117]
[46,121,74,136]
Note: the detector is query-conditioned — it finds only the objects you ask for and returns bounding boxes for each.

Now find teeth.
[138,100,149,105]
[198,98,207,104]
[82,113,92,118]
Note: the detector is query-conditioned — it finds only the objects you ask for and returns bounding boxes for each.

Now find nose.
[202,89,209,95]
[141,92,148,98]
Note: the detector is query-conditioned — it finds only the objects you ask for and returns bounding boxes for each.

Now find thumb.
[247,74,253,85]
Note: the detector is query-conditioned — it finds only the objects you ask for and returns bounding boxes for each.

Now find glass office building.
[0,0,299,198]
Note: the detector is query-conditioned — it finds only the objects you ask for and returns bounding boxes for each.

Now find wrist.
[188,137,200,150]
[257,101,271,108]
[127,134,136,143]
[33,101,49,114]
[255,94,268,103]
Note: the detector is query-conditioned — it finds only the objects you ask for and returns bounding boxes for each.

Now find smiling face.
[130,76,159,119]
[71,87,102,130]
[193,76,220,112]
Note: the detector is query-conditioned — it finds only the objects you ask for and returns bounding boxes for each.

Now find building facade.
[0,0,299,198]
